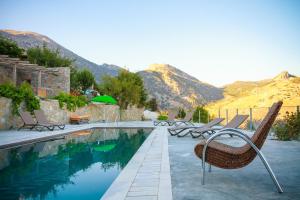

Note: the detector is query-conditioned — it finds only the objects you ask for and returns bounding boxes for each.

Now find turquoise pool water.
[0,128,152,200]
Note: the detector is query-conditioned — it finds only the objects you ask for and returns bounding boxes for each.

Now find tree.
[146,98,158,111]
[70,67,80,92]
[193,106,209,123]
[99,70,147,109]
[176,107,186,119]
[0,36,24,58]
[74,69,95,92]
[27,44,73,68]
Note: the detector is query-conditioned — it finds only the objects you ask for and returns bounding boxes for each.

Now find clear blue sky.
[1,0,300,86]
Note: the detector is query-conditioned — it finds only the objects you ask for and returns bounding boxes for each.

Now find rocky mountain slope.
[206,71,300,113]
[0,29,122,82]
[138,64,224,109]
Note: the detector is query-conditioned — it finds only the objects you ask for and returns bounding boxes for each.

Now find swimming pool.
[0,128,152,200]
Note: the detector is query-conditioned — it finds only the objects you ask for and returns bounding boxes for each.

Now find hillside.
[138,64,223,109]
[0,29,122,82]
[206,71,300,115]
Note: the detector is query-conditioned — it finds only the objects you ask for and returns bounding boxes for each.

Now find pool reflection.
[0,128,151,200]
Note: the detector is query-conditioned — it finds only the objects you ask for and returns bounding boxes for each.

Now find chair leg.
[191,131,206,139]
[202,153,212,185]
[202,157,206,185]
[175,128,189,136]
[177,130,191,137]
[256,150,283,193]
[58,125,65,130]
[202,131,284,193]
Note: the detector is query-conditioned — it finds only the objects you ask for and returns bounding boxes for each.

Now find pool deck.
[1,122,300,200]
[169,131,300,200]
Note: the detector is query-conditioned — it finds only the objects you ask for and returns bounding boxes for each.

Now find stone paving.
[101,126,172,200]
[168,132,300,200]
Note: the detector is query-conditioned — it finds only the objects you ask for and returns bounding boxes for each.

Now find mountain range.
[207,71,300,111]
[138,64,223,109]
[1,29,299,110]
[0,30,122,82]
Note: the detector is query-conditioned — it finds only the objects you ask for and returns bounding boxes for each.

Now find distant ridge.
[0,29,122,82]
[273,71,295,81]
[138,64,223,109]
[207,71,300,112]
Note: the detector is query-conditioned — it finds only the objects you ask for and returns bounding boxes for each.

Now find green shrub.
[157,115,168,120]
[99,69,147,109]
[54,92,88,111]
[176,107,186,119]
[274,111,300,141]
[146,98,158,111]
[0,82,40,114]
[0,36,24,58]
[193,106,209,123]
[72,68,96,92]
[27,44,73,68]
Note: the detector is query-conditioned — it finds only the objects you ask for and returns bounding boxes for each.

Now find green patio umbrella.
[91,95,117,105]
[93,143,116,152]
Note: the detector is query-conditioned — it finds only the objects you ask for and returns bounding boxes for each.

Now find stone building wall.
[0,56,70,98]
[0,97,144,130]
[41,67,70,97]
[16,70,36,86]
[0,66,13,84]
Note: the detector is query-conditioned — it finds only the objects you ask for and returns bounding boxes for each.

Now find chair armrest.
[203,131,258,159]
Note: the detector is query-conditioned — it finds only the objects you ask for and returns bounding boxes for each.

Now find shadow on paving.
[168,134,300,200]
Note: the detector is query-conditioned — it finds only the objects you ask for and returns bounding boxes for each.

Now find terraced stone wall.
[0,97,144,129]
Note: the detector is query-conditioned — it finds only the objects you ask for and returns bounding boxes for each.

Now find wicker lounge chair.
[153,111,177,126]
[18,111,54,131]
[173,112,194,126]
[189,115,249,138]
[168,118,224,136]
[34,110,65,130]
[194,101,283,193]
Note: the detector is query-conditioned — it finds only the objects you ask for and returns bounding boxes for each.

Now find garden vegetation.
[0,36,24,58]
[0,82,40,114]
[274,111,300,141]
[54,92,88,112]
[27,45,73,68]
[193,106,209,123]
[99,70,147,109]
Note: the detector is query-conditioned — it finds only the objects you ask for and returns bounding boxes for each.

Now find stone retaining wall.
[0,97,144,129]
[121,106,144,121]
[40,100,120,124]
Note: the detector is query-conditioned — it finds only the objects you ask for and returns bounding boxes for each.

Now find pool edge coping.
[0,123,154,150]
[100,126,173,200]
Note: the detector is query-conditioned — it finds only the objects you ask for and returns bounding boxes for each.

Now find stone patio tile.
[127,190,158,196]
[129,186,158,193]
[125,196,157,200]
